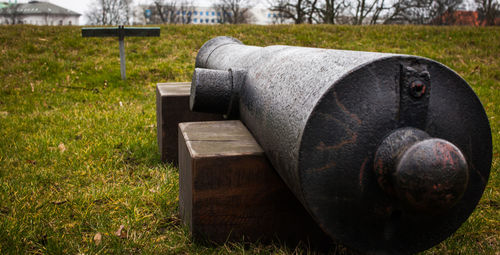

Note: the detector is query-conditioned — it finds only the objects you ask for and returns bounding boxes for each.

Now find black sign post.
[82,26,160,80]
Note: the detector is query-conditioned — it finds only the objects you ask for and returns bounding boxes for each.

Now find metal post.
[119,38,126,80]
[118,25,126,80]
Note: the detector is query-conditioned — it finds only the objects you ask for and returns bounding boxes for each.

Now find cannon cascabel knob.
[374,128,469,213]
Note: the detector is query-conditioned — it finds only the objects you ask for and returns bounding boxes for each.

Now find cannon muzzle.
[189,36,492,254]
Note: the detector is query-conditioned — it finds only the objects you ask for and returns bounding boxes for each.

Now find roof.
[0,1,81,16]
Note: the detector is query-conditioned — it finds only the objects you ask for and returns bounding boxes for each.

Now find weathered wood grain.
[178,120,331,247]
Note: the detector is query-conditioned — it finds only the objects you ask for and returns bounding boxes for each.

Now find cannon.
[188,36,492,254]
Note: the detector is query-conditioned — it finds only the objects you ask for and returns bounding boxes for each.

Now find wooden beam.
[178,120,331,247]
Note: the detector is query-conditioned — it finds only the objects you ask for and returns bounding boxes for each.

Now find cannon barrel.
[189,36,492,254]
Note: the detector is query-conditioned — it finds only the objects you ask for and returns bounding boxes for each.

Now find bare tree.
[349,0,381,24]
[269,0,293,23]
[383,0,432,24]
[213,0,254,24]
[382,0,462,25]
[142,0,194,24]
[428,0,463,24]
[213,2,231,23]
[307,0,321,23]
[176,1,195,24]
[86,0,132,25]
[153,0,178,23]
[369,0,391,24]
[270,0,317,24]
[476,0,500,25]
[319,0,349,24]
[354,0,464,25]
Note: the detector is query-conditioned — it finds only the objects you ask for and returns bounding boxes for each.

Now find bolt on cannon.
[189,36,492,254]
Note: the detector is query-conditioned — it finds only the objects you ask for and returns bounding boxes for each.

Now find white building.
[135,5,283,25]
[0,1,80,25]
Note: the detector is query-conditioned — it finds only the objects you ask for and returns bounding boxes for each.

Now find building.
[432,10,500,26]
[135,4,282,25]
[0,1,80,25]
[432,10,480,25]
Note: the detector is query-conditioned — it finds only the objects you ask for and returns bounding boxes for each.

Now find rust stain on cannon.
[314,113,358,151]
[316,136,357,151]
[358,157,369,192]
[314,92,362,152]
[307,161,337,173]
[334,91,362,125]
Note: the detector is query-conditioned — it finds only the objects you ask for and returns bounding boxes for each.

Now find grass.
[0,24,498,254]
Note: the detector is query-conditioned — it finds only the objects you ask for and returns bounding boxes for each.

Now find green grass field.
[0,24,498,254]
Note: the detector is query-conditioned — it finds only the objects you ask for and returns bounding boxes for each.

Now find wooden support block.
[156,83,223,165]
[178,120,330,246]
